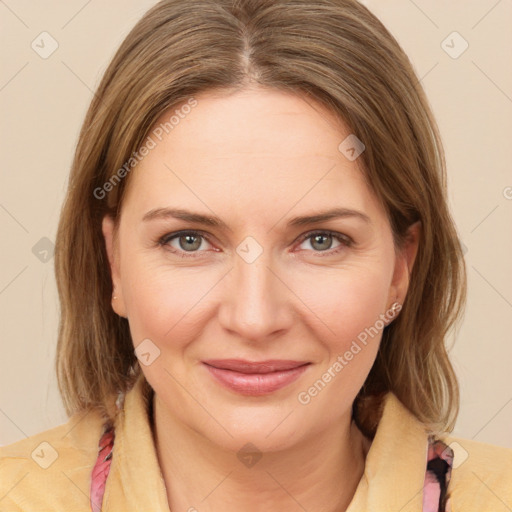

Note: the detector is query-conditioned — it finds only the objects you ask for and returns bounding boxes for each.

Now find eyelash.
[157,229,353,259]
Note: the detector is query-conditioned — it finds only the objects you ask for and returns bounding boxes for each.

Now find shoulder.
[439,434,512,512]
[0,409,105,512]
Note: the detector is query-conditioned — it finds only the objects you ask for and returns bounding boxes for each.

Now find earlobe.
[102,215,127,318]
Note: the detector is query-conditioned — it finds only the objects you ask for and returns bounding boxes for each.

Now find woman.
[1,1,510,511]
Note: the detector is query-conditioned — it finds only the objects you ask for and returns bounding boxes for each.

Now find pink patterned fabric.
[89,425,454,511]
[423,435,454,512]
[89,423,115,512]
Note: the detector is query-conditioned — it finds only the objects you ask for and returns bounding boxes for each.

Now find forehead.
[151,88,350,163]
[122,87,379,221]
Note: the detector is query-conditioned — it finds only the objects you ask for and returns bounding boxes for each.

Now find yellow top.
[1,373,511,511]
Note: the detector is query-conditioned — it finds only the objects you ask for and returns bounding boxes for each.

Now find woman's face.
[103,87,417,452]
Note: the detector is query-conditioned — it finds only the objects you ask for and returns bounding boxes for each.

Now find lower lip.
[203,364,309,396]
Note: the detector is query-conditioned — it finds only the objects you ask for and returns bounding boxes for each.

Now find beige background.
[1,1,511,448]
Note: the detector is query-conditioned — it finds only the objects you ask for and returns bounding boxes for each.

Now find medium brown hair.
[55,0,466,436]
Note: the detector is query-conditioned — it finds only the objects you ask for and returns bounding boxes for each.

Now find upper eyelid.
[160,229,213,245]
[296,229,352,244]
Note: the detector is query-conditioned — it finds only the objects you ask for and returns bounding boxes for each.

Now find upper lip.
[203,359,310,374]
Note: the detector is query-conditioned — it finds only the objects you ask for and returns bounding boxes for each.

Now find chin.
[207,423,303,456]
[193,400,312,454]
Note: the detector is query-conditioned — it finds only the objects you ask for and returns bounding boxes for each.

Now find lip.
[202,359,311,395]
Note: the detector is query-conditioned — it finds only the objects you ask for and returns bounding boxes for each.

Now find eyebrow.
[142,207,371,229]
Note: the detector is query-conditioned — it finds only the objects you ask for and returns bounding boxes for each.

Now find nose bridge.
[219,243,290,340]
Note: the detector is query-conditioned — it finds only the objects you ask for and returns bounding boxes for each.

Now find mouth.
[202,359,311,395]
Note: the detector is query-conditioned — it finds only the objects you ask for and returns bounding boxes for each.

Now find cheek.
[120,253,217,348]
[336,274,388,346]
[291,263,392,355]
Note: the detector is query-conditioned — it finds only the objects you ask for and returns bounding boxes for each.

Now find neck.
[151,394,371,512]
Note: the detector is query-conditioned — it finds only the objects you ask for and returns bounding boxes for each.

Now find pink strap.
[89,425,454,511]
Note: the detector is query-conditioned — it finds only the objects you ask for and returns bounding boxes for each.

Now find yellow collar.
[102,373,429,511]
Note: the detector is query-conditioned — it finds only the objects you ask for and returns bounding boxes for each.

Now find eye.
[158,230,214,258]
[158,229,353,259]
[296,230,353,256]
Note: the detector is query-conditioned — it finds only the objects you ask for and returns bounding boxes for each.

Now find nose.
[217,249,294,342]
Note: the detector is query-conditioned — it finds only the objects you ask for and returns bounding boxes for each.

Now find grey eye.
[308,233,334,251]
[167,233,209,252]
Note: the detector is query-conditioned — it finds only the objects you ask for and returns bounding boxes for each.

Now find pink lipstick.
[202,359,310,395]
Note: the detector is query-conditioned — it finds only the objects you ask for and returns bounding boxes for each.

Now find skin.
[102,86,420,512]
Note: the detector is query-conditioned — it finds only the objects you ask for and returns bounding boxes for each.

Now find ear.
[388,221,421,308]
[102,215,128,318]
